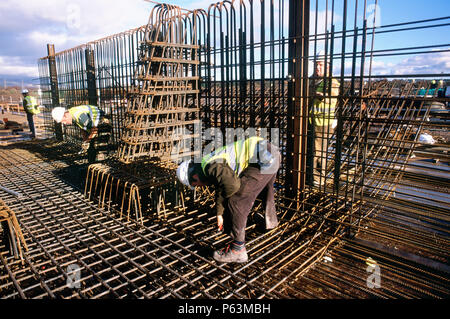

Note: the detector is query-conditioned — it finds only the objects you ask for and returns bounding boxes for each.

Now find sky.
[0,0,449,87]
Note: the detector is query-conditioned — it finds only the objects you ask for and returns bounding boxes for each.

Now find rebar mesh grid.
[0,144,343,299]
[1,142,449,299]
[18,0,450,300]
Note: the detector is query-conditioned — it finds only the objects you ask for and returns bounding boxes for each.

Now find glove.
[78,142,90,154]
[217,215,224,233]
[99,118,110,126]
[315,91,324,101]
[331,119,337,129]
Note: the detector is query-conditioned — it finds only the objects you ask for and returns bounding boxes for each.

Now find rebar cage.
[1,0,449,299]
[36,0,449,223]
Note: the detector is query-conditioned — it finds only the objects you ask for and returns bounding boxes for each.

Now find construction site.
[0,0,449,300]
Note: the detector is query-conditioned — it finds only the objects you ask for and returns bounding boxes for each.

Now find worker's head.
[22,89,29,96]
[176,160,206,190]
[51,107,72,125]
[314,50,328,77]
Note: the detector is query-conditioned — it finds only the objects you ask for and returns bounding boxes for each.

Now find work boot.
[213,242,248,263]
[265,213,279,230]
[265,204,279,230]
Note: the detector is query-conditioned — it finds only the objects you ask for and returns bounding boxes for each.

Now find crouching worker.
[177,136,281,263]
[51,105,109,154]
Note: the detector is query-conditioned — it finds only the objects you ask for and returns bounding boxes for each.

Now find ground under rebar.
[0,141,448,299]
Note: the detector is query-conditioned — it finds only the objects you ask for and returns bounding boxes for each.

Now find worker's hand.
[361,101,367,111]
[89,127,98,140]
[78,141,90,154]
[217,215,224,232]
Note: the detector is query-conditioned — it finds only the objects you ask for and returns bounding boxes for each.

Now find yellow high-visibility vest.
[24,96,40,114]
[68,105,101,131]
[201,136,263,176]
[311,78,340,127]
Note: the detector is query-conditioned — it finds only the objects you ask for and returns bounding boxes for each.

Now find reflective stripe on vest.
[68,105,100,131]
[201,136,263,176]
[24,96,40,114]
[311,78,339,127]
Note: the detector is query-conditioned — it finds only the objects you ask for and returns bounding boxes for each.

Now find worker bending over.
[177,136,280,263]
[51,105,109,153]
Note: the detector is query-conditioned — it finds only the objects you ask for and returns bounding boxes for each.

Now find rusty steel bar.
[47,44,63,141]
[0,198,28,261]
[84,160,181,224]
[0,146,290,298]
[22,0,450,300]
[1,140,449,298]
[0,142,363,299]
[116,4,203,163]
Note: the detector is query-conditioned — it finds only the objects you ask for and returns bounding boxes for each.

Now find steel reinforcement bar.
[2,142,448,298]
[0,144,347,299]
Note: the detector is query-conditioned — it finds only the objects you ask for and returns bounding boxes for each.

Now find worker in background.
[51,105,109,154]
[430,80,437,89]
[308,51,340,187]
[22,89,40,138]
[177,136,280,263]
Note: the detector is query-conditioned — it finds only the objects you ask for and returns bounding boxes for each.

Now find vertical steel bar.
[47,44,63,141]
[334,0,347,197]
[85,48,98,106]
[286,0,310,200]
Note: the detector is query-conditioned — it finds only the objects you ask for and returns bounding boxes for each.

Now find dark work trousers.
[87,138,97,163]
[26,113,36,137]
[226,158,280,243]
[313,126,334,184]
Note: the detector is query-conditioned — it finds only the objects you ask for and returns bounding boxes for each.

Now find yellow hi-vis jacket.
[23,96,40,115]
[68,105,101,131]
[310,78,340,127]
[201,136,264,176]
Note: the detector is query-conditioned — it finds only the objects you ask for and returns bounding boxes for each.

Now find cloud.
[0,56,39,77]
[333,50,450,78]
[0,0,150,34]
[0,0,66,31]
[28,31,70,49]
[1,0,448,86]
[0,1,152,48]
[366,51,450,76]
[392,51,450,75]
[0,0,153,85]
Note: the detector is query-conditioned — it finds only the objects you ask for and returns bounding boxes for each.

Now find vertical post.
[47,44,63,141]
[286,0,310,201]
[334,0,347,194]
[85,48,98,106]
